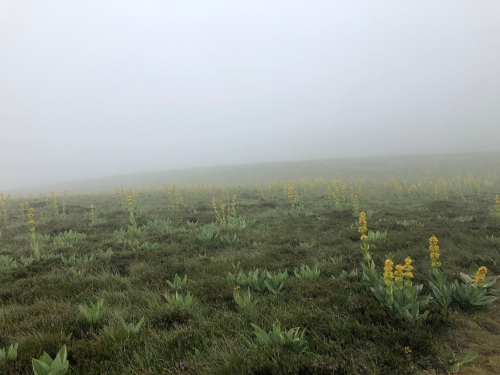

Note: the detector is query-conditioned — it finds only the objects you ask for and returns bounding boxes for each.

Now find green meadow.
[1,152,500,374]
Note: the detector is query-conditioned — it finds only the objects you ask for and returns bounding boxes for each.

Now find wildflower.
[360,234,368,241]
[403,257,414,278]
[404,346,412,355]
[475,266,488,287]
[394,264,404,282]
[358,211,367,235]
[429,235,440,268]
[383,259,394,284]
[233,285,241,291]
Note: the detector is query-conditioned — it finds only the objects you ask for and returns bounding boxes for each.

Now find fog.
[1,1,499,191]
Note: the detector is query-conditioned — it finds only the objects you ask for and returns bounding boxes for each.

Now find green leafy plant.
[224,216,255,230]
[366,230,387,247]
[197,223,218,247]
[96,247,114,259]
[79,299,107,325]
[429,267,455,309]
[32,345,69,375]
[368,258,430,324]
[61,253,95,267]
[53,230,86,248]
[161,292,195,311]
[144,218,176,234]
[250,322,307,353]
[0,343,18,361]
[0,255,18,270]
[37,234,51,243]
[140,241,159,251]
[121,317,145,335]
[113,228,127,243]
[452,263,498,307]
[219,233,237,246]
[233,288,257,311]
[227,269,288,294]
[396,219,424,227]
[337,269,360,280]
[167,274,188,292]
[294,264,320,280]
[442,346,477,373]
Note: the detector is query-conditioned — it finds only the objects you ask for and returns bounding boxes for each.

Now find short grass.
[0,152,499,374]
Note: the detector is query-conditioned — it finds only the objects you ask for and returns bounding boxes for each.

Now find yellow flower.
[358,211,367,234]
[429,235,440,267]
[403,257,414,278]
[403,257,413,269]
[404,346,412,355]
[394,264,403,282]
[233,285,241,291]
[383,259,394,282]
[429,235,438,251]
[360,234,368,241]
[475,266,487,287]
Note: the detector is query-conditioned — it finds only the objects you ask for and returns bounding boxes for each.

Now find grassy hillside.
[0,152,500,374]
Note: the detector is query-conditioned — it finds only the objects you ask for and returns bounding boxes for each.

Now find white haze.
[1,0,499,191]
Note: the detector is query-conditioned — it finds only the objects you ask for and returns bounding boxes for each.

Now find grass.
[0,152,499,374]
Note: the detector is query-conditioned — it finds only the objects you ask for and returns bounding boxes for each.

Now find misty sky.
[1,1,500,191]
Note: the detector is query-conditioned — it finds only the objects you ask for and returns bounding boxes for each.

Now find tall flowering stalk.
[231,195,237,217]
[50,192,59,214]
[383,259,394,285]
[358,211,371,265]
[428,235,455,309]
[403,257,414,279]
[474,266,488,287]
[29,208,40,261]
[359,211,380,289]
[90,204,95,226]
[1,200,7,226]
[429,235,440,268]
[495,195,500,218]
[127,195,137,233]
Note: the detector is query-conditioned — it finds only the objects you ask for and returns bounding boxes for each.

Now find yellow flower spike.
[233,285,240,291]
[383,259,394,283]
[475,266,488,287]
[429,235,440,267]
[403,257,414,278]
[358,211,367,234]
[394,264,404,282]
